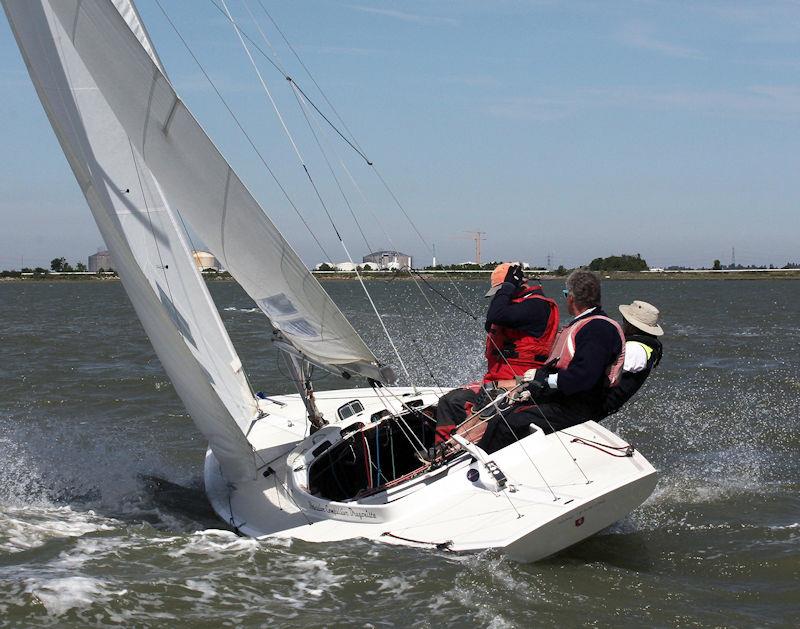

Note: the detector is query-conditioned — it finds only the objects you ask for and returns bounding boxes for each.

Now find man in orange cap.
[434,262,559,444]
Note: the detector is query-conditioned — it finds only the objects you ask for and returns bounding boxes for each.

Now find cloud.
[596,84,800,119]
[346,4,459,27]
[618,20,705,59]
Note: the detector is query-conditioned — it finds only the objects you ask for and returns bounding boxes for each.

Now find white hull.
[205,387,657,562]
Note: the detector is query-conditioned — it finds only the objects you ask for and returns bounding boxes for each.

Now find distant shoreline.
[3,269,800,282]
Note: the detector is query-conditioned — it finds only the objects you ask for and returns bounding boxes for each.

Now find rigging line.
[369,383,427,453]
[376,386,444,457]
[374,423,381,488]
[219,1,411,385]
[242,1,459,375]
[491,402,559,502]
[216,0,495,336]
[455,384,592,485]
[409,269,478,320]
[152,0,334,263]
[331,159,456,391]
[295,97,457,374]
[211,0,482,332]
[409,337,444,393]
[370,167,480,319]
[452,420,523,519]
[300,152,415,384]
[255,0,366,157]
[213,0,498,384]
[205,0,372,165]
[521,395,592,484]
[238,0,371,252]
[289,82,373,253]
[252,0,482,326]
[407,268,521,383]
[220,0,305,164]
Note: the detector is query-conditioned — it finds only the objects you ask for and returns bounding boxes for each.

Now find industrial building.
[362,250,412,271]
[88,250,113,272]
[192,251,221,271]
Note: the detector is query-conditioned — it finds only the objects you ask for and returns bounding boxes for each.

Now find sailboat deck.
[206,389,657,560]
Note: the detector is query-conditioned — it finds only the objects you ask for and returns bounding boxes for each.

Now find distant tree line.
[49,257,87,273]
[424,261,505,271]
[712,259,794,270]
[588,254,649,272]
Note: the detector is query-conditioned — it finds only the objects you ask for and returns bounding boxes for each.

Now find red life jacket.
[547,312,625,387]
[483,285,559,382]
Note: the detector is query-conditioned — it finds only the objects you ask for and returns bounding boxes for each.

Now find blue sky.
[1,0,798,270]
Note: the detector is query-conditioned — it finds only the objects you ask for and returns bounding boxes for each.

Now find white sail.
[43,0,393,383]
[2,0,257,482]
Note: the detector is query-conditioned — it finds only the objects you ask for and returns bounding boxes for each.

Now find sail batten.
[43,0,390,382]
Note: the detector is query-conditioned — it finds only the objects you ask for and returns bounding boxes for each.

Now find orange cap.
[486,263,514,297]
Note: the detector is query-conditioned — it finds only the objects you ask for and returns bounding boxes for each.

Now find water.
[1,279,798,627]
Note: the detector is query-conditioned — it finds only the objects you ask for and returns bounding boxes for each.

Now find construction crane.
[452,230,487,265]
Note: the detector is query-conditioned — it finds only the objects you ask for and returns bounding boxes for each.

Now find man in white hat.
[602,300,664,417]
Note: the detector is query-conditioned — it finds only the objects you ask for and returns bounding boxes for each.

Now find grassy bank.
[3,269,799,282]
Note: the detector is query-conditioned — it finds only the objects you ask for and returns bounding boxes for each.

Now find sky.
[1,0,798,271]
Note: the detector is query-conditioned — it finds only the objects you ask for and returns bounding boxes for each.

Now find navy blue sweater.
[555,308,622,406]
[484,282,553,337]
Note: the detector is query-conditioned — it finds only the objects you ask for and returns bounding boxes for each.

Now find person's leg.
[478,402,586,454]
[434,387,480,443]
[521,401,586,434]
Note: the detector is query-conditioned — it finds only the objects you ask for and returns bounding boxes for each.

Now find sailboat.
[3,0,657,562]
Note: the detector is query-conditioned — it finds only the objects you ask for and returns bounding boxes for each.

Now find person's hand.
[509,387,531,403]
[522,368,537,382]
[527,379,547,395]
[525,369,550,396]
[503,264,524,288]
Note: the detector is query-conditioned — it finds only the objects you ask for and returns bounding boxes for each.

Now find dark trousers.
[435,384,494,442]
[436,387,479,427]
[477,400,592,454]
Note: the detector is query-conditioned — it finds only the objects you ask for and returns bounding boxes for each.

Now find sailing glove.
[525,369,549,396]
[503,264,524,288]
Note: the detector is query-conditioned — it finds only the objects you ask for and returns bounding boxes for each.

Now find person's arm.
[485,285,551,336]
[623,342,648,373]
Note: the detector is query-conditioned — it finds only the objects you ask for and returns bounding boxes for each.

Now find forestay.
[3,0,257,482]
[44,0,393,383]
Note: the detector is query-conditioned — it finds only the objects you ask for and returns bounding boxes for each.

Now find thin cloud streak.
[618,20,705,59]
[346,4,459,27]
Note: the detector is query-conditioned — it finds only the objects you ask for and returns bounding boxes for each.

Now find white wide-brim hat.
[619,300,664,336]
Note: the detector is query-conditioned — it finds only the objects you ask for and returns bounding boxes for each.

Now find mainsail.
[3,0,257,482]
[42,0,393,383]
[5,0,396,480]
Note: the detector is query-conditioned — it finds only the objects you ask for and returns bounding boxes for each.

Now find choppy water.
[1,279,798,627]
